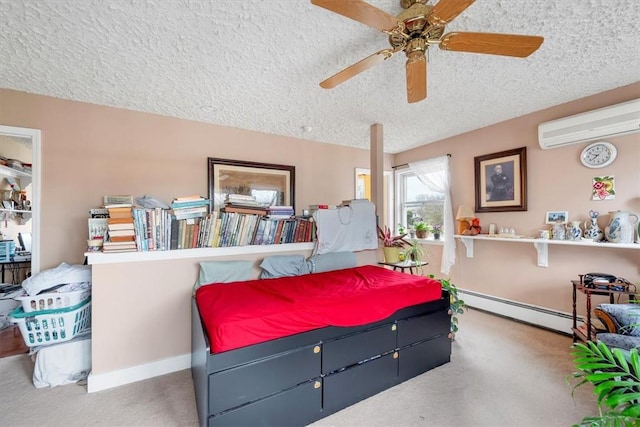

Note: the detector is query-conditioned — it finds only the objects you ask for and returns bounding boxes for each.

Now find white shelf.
[0,208,31,214]
[0,165,33,223]
[455,234,640,268]
[87,242,316,265]
[0,164,32,180]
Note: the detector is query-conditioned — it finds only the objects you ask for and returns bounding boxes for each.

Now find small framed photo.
[545,211,568,224]
[474,147,527,212]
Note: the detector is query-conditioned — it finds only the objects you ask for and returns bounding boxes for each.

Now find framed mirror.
[208,158,295,212]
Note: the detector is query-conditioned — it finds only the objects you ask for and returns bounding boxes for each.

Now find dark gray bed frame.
[191,292,451,427]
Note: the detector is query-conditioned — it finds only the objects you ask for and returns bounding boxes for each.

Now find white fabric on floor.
[32,335,91,388]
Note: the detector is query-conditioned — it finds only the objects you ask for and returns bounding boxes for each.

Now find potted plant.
[378,225,409,264]
[430,275,465,337]
[414,221,429,239]
[432,224,442,240]
[569,300,640,425]
[569,341,640,425]
[403,238,425,263]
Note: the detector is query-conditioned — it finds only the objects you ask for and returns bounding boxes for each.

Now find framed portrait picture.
[545,211,569,224]
[208,158,295,212]
[474,147,527,212]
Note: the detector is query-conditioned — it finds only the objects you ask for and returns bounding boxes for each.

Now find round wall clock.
[580,141,617,168]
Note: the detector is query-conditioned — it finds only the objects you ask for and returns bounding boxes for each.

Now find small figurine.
[470,218,481,235]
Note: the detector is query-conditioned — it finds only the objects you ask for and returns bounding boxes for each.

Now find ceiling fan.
[311,0,544,103]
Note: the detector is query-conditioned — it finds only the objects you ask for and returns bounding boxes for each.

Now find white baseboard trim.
[87,353,191,393]
[460,289,574,334]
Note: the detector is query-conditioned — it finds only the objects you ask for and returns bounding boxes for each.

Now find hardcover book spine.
[170,217,179,250]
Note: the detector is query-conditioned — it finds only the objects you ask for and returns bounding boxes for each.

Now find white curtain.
[408,156,455,275]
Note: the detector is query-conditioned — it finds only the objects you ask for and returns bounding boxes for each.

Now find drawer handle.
[391,324,397,331]
[313,345,320,354]
[393,352,398,359]
[314,381,321,389]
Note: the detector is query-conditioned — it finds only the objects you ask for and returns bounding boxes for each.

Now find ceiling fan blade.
[428,0,475,26]
[406,53,427,103]
[320,49,395,89]
[311,0,401,32]
[439,32,544,57]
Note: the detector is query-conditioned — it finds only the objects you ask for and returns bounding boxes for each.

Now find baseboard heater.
[459,289,575,335]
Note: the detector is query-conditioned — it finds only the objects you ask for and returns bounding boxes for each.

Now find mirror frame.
[0,125,41,274]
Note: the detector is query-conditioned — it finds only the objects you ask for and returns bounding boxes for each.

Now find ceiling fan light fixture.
[405,38,427,55]
[400,0,427,9]
[312,0,543,104]
[397,3,432,34]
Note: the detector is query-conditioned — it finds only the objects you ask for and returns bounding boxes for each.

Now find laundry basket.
[14,287,91,313]
[9,299,91,347]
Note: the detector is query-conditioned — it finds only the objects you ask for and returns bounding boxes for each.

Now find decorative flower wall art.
[592,176,615,200]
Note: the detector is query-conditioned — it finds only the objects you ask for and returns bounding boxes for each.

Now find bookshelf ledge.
[454,234,640,268]
[86,242,315,265]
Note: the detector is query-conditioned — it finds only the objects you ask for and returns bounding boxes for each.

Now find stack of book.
[225,194,264,208]
[267,205,294,218]
[167,196,210,250]
[107,217,136,242]
[222,194,268,216]
[102,195,137,253]
[169,195,210,220]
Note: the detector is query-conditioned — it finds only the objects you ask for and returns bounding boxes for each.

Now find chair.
[593,303,640,351]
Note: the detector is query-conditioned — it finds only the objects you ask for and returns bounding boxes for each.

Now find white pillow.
[307,252,357,274]
[260,255,310,279]
[193,260,254,293]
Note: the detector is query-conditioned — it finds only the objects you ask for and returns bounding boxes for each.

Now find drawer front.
[322,324,396,374]
[209,379,322,427]
[323,352,398,415]
[209,345,321,414]
[397,310,450,348]
[398,335,451,382]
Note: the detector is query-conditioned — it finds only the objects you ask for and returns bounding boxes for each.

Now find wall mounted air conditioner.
[538,98,640,149]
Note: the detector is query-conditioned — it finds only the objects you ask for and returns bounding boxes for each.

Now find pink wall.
[396,82,640,315]
[0,89,390,269]
[1,84,639,380]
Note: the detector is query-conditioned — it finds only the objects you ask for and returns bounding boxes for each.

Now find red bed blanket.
[195,265,442,353]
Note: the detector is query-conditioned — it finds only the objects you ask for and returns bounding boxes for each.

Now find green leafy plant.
[402,239,426,268]
[414,221,428,232]
[378,225,409,248]
[569,341,640,426]
[430,275,465,335]
[414,221,429,238]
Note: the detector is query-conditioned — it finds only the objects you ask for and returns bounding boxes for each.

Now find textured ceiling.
[1,0,639,153]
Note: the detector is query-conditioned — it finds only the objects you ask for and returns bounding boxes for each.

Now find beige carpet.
[0,309,597,427]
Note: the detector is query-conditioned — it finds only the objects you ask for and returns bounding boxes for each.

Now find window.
[395,167,445,236]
